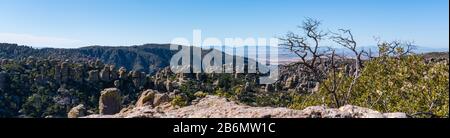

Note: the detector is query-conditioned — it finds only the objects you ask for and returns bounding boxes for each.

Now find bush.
[290,54,449,118]
[194,91,207,98]
[349,55,448,117]
[171,95,188,107]
[179,80,198,100]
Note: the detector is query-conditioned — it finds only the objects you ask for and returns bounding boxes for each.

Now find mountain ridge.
[1,43,177,73]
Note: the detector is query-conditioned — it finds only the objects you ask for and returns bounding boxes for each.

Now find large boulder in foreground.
[99,88,121,115]
[83,95,408,118]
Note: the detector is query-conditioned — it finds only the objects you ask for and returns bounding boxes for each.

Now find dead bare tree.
[280,18,420,108]
[330,29,364,76]
[280,18,343,107]
[279,18,331,81]
[322,50,343,107]
[330,29,368,105]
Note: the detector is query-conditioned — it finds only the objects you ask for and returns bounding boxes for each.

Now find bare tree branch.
[279,18,331,82]
[330,29,364,75]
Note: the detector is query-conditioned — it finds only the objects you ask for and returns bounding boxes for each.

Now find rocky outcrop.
[88,70,99,82]
[110,65,118,80]
[99,66,111,82]
[135,89,156,107]
[73,64,86,82]
[60,61,70,82]
[118,67,127,79]
[83,95,408,118]
[67,104,86,118]
[153,93,170,106]
[99,88,121,115]
[135,89,170,107]
[299,105,407,118]
[130,71,145,89]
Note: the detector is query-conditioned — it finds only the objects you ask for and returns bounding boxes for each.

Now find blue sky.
[0,0,448,48]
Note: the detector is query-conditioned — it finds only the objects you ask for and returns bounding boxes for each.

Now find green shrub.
[214,88,230,98]
[349,55,448,117]
[194,91,207,98]
[171,95,188,107]
[290,54,449,117]
[179,80,198,100]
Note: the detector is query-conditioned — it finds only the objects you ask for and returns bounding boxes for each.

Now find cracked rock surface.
[83,95,407,118]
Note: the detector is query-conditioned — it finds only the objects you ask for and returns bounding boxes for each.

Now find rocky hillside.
[82,93,407,118]
[0,55,264,117]
[1,43,448,118]
[0,43,253,74]
[0,43,176,73]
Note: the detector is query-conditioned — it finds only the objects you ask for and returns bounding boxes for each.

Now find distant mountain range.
[1,43,177,73]
[214,45,449,64]
[0,43,250,73]
[1,43,448,73]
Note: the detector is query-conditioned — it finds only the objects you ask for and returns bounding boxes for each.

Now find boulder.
[99,88,121,115]
[118,67,127,79]
[109,65,118,80]
[99,66,111,82]
[67,104,86,118]
[136,90,156,107]
[153,93,170,106]
[60,61,70,82]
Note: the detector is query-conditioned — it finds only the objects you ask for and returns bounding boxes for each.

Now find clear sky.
[0,0,448,48]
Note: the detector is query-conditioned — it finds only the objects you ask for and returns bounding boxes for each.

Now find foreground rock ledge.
[83,95,408,118]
